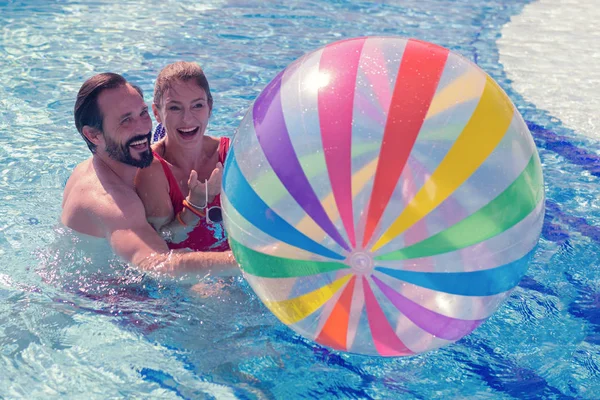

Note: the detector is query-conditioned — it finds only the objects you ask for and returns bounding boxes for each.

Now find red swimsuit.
[152,137,230,252]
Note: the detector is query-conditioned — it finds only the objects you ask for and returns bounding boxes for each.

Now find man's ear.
[82,126,103,147]
[152,104,162,124]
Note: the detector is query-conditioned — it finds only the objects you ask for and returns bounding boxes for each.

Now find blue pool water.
[1,0,599,398]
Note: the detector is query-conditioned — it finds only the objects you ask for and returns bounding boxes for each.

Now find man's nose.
[136,115,152,133]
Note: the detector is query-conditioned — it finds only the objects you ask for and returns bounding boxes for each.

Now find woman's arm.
[157,161,225,244]
[134,159,202,244]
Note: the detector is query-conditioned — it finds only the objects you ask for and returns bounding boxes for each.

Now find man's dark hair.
[74,73,143,153]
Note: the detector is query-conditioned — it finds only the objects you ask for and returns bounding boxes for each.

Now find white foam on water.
[498,0,600,140]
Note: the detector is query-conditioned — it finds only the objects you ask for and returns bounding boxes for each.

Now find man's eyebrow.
[119,106,148,120]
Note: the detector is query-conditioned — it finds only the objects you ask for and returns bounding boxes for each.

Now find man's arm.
[104,191,238,276]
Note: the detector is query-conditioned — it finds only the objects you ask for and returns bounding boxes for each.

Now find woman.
[135,61,230,252]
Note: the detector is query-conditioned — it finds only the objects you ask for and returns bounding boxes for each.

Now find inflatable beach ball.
[222,36,544,357]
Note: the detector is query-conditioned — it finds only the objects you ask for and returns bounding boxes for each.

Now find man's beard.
[104,132,153,168]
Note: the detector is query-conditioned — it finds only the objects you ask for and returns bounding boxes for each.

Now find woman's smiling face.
[156,79,211,145]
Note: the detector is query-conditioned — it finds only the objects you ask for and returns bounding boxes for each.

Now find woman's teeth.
[177,127,199,136]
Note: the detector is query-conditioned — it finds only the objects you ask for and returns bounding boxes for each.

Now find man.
[61,72,237,275]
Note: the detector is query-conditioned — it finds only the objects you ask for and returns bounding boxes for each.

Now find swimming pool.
[1,0,598,398]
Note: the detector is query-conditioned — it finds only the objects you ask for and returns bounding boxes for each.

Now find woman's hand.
[187,162,223,206]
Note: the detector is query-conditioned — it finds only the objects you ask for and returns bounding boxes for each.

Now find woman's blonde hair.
[153,61,213,110]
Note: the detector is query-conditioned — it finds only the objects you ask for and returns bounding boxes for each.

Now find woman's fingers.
[188,169,198,187]
[207,163,223,195]
[187,170,207,205]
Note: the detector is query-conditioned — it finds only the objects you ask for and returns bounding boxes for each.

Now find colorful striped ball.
[222,36,545,357]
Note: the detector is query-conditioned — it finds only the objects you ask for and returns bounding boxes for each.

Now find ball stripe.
[253,66,352,251]
[223,149,345,260]
[295,156,379,242]
[375,154,544,260]
[363,276,414,356]
[315,276,357,350]
[371,75,516,252]
[371,275,484,341]
[375,249,534,296]
[318,38,366,248]
[229,237,349,278]
[373,273,512,320]
[361,39,450,249]
[263,274,353,325]
[425,69,485,120]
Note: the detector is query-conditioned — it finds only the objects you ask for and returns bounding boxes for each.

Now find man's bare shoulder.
[135,153,166,182]
[61,159,144,236]
[61,159,99,235]
[134,155,169,206]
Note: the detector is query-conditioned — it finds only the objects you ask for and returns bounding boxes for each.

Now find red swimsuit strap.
[152,150,185,213]
[152,137,230,215]
[218,136,230,164]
